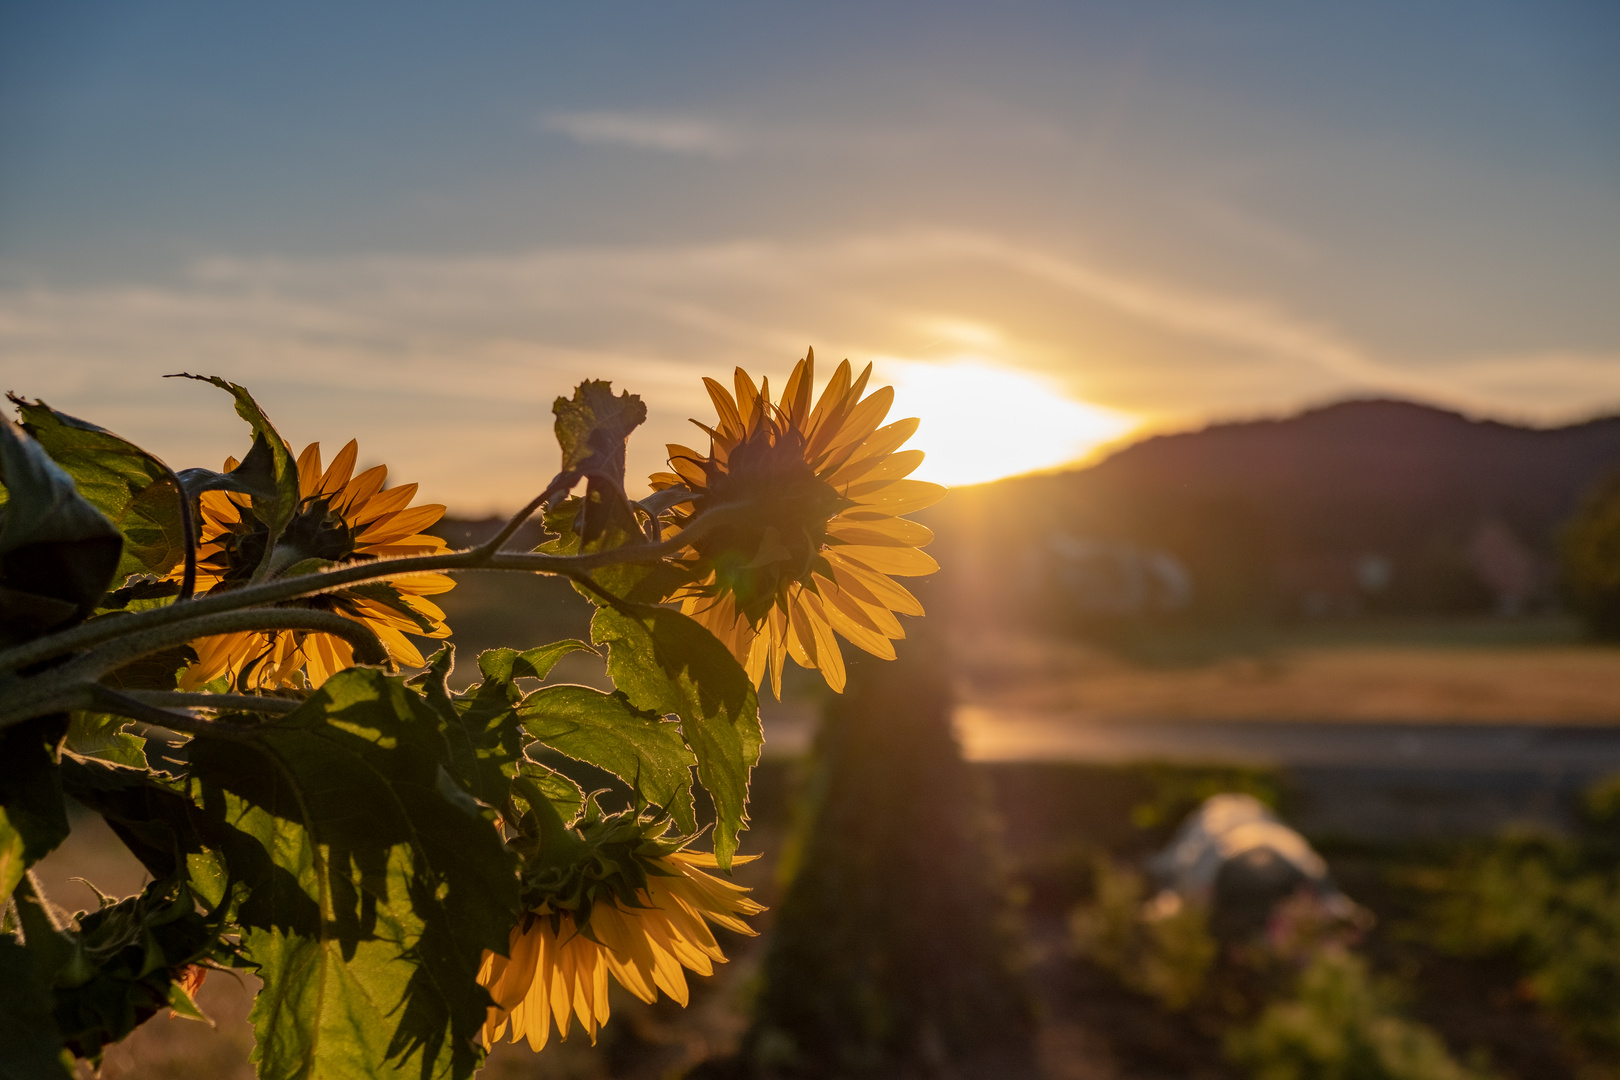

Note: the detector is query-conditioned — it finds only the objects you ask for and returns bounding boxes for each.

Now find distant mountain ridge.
[928,399,1620,621]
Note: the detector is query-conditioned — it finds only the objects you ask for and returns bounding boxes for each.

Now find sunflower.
[649,350,945,696]
[175,439,454,690]
[477,851,764,1052]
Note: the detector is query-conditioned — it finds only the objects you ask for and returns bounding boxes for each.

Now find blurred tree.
[1561,469,1620,640]
[728,635,1036,1080]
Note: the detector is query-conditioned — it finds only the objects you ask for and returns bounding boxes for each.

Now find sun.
[875,358,1137,486]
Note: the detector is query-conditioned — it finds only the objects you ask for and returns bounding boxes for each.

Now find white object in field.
[1147,793,1328,904]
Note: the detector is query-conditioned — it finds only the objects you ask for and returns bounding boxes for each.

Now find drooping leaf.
[175,437,281,502]
[553,380,646,480]
[0,936,74,1080]
[96,575,181,612]
[411,642,596,810]
[48,878,225,1065]
[63,713,147,769]
[12,397,188,581]
[0,420,123,645]
[553,382,646,547]
[0,715,71,901]
[590,604,762,866]
[169,374,300,571]
[520,684,696,833]
[185,668,519,1080]
[513,761,586,828]
[97,640,195,692]
[59,753,220,900]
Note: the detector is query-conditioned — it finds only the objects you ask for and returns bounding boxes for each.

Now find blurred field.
[954,619,1620,723]
[46,604,1618,1076]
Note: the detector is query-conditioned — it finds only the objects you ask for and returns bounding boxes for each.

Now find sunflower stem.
[121,690,302,715]
[474,470,579,557]
[0,608,387,731]
[0,503,741,679]
[86,685,259,742]
[174,466,199,603]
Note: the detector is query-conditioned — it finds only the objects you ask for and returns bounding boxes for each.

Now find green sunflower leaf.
[49,878,226,1065]
[553,380,646,480]
[184,668,519,1080]
[0,419,124,646]
[519,684,696,834]
[590,603,762,867]
[63,713,147,770]
[411,642,597,810]
[11,397,188,582]
[169,374,301,573]
[553,381,646,548]
[0,936,74,1080]
[58,753,219,900]
[513,760,586,828]
[0,715,71,902]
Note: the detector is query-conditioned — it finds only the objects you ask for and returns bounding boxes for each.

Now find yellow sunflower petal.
[826,517,934,547]
[319,439,359,497]
[806,359,854,440]
[671,455,709,488]
[846,478,948,514]
[834,544,940,578]
[796,589,846,692]
[339,464,389,514]
[296,443,322,498]
[733,368,764,435]
[781,353,814,429]
[702,378,744,441]
[827,418,921,484]
[809,384,892,468]
[588,905,659,1003]
[832,446,924,489]
[359,503,444,543]
[352,483,418,524]
[825,549,926,617]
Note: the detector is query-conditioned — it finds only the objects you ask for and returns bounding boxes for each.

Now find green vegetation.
[1069,855,1217,1011]
[1427,775,1620,1062]
[0,378,770,1077]
[1228,951,1494,1080]
[1562,470,1620,640]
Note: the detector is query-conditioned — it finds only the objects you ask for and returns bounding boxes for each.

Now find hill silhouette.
[926,399,1620,625]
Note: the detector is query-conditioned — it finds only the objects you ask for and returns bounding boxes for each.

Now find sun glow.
[875,358,1137,487]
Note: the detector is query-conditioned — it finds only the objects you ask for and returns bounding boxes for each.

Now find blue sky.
[2,1,1617,508]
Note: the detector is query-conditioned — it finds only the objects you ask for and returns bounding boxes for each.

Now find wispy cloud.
[3,230,1613,511]
[541,111,736,156]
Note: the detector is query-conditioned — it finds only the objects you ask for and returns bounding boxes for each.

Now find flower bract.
[478,851,764,1051]
[176,439,453,689]
[650,350,945,695]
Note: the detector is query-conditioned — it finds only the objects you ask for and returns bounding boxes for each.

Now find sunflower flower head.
[651,350,945,696]
[176,439,454,690]
[478,807,763,1052]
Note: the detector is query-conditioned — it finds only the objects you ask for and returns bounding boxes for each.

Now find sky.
[2,1,1617,511]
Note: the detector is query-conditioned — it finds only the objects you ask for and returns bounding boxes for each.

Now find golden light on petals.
[478,852,764,1052]
[651,350,944,696]
[174,439,454,690]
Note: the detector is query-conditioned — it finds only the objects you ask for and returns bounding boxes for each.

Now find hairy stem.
[172,467,199,603]
[122,690,302,715]
[87,685,256,741]
[0,504,732,677]
[0,608,387,730]
[473,470,579,557]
